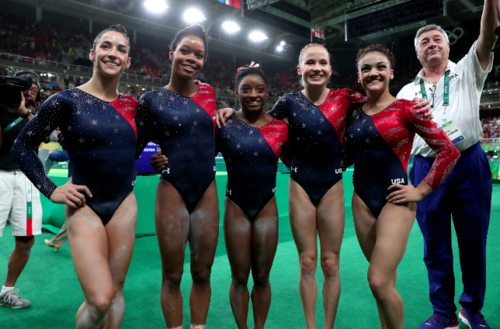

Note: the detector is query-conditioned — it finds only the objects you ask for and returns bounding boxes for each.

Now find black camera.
[0,75,33,109]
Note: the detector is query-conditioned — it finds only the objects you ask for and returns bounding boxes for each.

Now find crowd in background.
[482,117,500,138]
[0,13,304,100]
[2,12,500,119]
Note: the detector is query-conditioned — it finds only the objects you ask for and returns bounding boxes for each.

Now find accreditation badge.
[441,120,464,145]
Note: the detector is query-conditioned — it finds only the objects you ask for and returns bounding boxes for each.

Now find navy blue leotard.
[135,85,218,213]
[268,89,365,206]
[343,100,460,218]
[216,115,288,220]
[12,89,138,225]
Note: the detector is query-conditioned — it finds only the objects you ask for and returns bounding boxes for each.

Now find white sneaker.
[0,289,31,309]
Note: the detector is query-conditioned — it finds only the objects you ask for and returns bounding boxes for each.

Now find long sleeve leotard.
[11,89,138,225]
[135,85,217,213]
[268,89,366,206]
[343,99,460,218]
[216,115,288,220]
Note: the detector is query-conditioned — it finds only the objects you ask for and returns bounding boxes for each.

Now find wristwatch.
[20,110,32,119]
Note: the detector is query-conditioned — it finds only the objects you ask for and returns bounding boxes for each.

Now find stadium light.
[249,31,268,42]
[276,46,283,51]
[222,21,240,33]
[280,41,285,46]
[184,8,206,23]
[144,0,168,13]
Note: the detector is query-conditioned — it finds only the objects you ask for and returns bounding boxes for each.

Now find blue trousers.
[410,142,491,315]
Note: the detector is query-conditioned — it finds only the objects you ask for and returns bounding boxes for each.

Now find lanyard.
[419,70,450,107]
[2,117,23,133]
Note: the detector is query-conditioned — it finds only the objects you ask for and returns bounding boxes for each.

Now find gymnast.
[135,25,219,329]
[342,44,460,329]
[12,25,138,329]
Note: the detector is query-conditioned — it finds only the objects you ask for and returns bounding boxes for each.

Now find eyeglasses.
[27,87,39,95]
[429,85,436,109]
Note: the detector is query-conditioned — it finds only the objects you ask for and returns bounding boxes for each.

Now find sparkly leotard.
[268,89,366,206]
[12,89,138,225]
[135,85,217,213]
[343,99,460,218]
[216,115,288,220]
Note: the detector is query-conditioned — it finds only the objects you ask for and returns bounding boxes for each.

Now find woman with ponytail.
[12,24,138,328]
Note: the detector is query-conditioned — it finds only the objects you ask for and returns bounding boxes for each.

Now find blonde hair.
[298,43,330,65]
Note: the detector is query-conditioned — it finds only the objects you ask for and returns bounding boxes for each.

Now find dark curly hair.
[92,24,130,54]
[170,25,209,61]
[234,63,268,90]
[356,44,396,69]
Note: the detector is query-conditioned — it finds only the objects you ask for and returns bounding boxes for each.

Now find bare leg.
[189,180,220,326]
[352,192,415,329]
[66,210,111,328]
[155,180,190,328]
[352,192,388,329]
[317,181,345,329]
[289,178,319,329]
[4,236,35,287]
[224,198,252,329]
[103,193,137,329]
[67,193,136,329]
[250,196,279,329]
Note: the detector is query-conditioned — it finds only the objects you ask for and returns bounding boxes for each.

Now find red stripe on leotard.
[192,85,218,134]
[258,118,289,162]
[370,99,459,190]
[318,88,366,145]
[110,94,138,138]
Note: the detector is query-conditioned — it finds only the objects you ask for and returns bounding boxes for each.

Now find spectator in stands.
[396,2,498,328]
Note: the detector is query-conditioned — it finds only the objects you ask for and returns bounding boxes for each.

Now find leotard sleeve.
[344,89,366,111]
[135,92,157,159]
[268,94,290,120]
[268,95,295,164]
[11,94,67,198]
[404,104,460,189]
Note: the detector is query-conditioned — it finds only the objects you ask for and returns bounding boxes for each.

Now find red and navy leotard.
[343,99,460,218]
[268,89,366,206]
[216,115,288,220]
[135,85,217,213]
[11,89,138,225]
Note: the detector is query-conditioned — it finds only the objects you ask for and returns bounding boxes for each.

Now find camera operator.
[0,71,43,309]
[14,70,42,114]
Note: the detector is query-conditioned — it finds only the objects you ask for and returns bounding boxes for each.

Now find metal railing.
[0,52,285,102]
[0,52,168,84]
[481,137,500,149]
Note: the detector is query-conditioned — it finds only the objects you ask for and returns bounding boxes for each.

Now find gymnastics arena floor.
[1,182,499,328]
